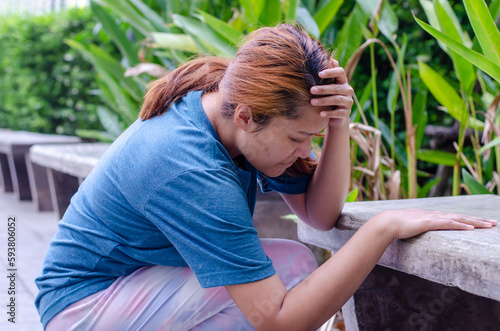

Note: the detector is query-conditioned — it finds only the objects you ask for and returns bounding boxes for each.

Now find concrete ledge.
[28,143,110,218]
[29,143,110,179]
[298,195,500,301]
[0,130,80,201]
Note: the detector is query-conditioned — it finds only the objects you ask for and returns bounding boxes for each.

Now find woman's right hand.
[376,208,497,240]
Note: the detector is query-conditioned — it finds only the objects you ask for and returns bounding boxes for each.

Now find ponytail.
[140,57,231,120]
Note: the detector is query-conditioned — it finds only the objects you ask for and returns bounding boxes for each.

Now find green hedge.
[0,7,118,135]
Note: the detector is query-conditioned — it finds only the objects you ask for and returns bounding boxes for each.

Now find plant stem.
[390,107,395,162]
[405,69,417,199]
[370,44,378,129]
[469,99,482,183]
[496,145,500,195]
[453,121,467,196]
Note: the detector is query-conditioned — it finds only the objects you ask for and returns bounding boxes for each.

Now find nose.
[293,141,312,159]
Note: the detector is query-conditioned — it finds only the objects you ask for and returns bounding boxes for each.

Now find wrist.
[328,117,350,128]
[366,211,397,243]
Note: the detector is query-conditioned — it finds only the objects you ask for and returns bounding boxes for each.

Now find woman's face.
[240,105,330,177]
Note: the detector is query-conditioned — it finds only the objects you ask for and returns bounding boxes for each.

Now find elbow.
[302,215,338,231]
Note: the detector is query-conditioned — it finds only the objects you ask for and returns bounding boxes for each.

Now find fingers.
[319,108,351,119]
[319,67,348,84]
[311,95,353,113]
[428,211,497,230]
[311,64,353,113]
[310,84,354,96]
[442,212,497,229]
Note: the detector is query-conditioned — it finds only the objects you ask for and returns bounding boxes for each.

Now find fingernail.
[311,99,319,105]
[320,112,327,117]
[489,219,498,225]
[311,87,319,93]
[319,71,326,77]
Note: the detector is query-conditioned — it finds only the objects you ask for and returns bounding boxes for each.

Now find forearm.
[305,120,350,230]
[275,214,392,330]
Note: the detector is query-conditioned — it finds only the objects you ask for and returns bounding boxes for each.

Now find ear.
[233,105,253,131]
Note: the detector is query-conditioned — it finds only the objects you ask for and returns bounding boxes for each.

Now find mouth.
[281,160,296,168]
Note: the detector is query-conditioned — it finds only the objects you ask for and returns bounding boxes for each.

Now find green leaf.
[462,168,492,194]
[412,83,428,150]
[386,70,399,116]
[87,44,143,102]
[151,32,201,53]
[417,149,460,167]
[172,15,236,58]
[414,14,500,83]
[282,0,299,20]
[418,61,467,123]
[479,135,500,154]
[64,39,142,102]
[281,214,299,223]
[250,0,266,21]
[96,73,138,124]
[345,187,358,202]
[91,1,139,66]
[436,0,465,41]
[259,0,281,27]
[334,4,368,67]
[314,0,343,35]
[75,129,115,142]
[435,0,476,92]
[97,106,125,137]
[128,0,168,32]
[420,0,447,52]
[464,0,500,66]
[196,10,243,45]
[356,0,398,40]
[490,0,500,22]
[296,5,320,39]
[376,114,408,168]
[418,177,441,198]
[240,0,257,25]
[96,0,155,36]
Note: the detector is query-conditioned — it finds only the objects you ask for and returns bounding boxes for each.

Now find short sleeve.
[144,168,276,288]
[258,151,316,194]
[258,172,312,194]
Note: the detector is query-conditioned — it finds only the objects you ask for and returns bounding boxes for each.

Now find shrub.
[0,7,118,135]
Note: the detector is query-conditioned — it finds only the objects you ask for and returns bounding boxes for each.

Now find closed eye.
[290,137,305,143]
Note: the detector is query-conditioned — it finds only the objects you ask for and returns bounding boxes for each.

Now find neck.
[201,92,241,158]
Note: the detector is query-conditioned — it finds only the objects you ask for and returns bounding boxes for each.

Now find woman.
[35,24,496,330]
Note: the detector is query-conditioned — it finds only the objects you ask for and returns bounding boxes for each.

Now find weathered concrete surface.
[29,143,110,218]
[0,188,58,330]
[299,195,500,301]
[299,195,500,330]
[29,143,110,179]
[347,265,500,331]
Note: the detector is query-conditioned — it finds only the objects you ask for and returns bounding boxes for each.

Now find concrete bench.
[0,130,80,201]
[29,143,111,218]
[298,195,500,330]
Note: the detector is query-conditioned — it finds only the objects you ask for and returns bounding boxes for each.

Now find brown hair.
[140,24,333,176]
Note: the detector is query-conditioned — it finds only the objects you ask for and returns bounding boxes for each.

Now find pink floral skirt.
[46,238,318,330]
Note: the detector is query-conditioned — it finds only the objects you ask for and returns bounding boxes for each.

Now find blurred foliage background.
[1,0,499,199]
[0,7,118,134]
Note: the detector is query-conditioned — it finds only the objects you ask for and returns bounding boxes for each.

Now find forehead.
[271,105,330,134]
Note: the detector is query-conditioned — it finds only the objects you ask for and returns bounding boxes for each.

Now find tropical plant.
[70,0,491,201]
[414,0,500,195]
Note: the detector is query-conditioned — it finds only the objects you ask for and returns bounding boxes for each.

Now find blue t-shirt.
[35,91,312,327]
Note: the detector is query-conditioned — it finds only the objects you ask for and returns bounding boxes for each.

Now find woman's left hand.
[310,59,354,126]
